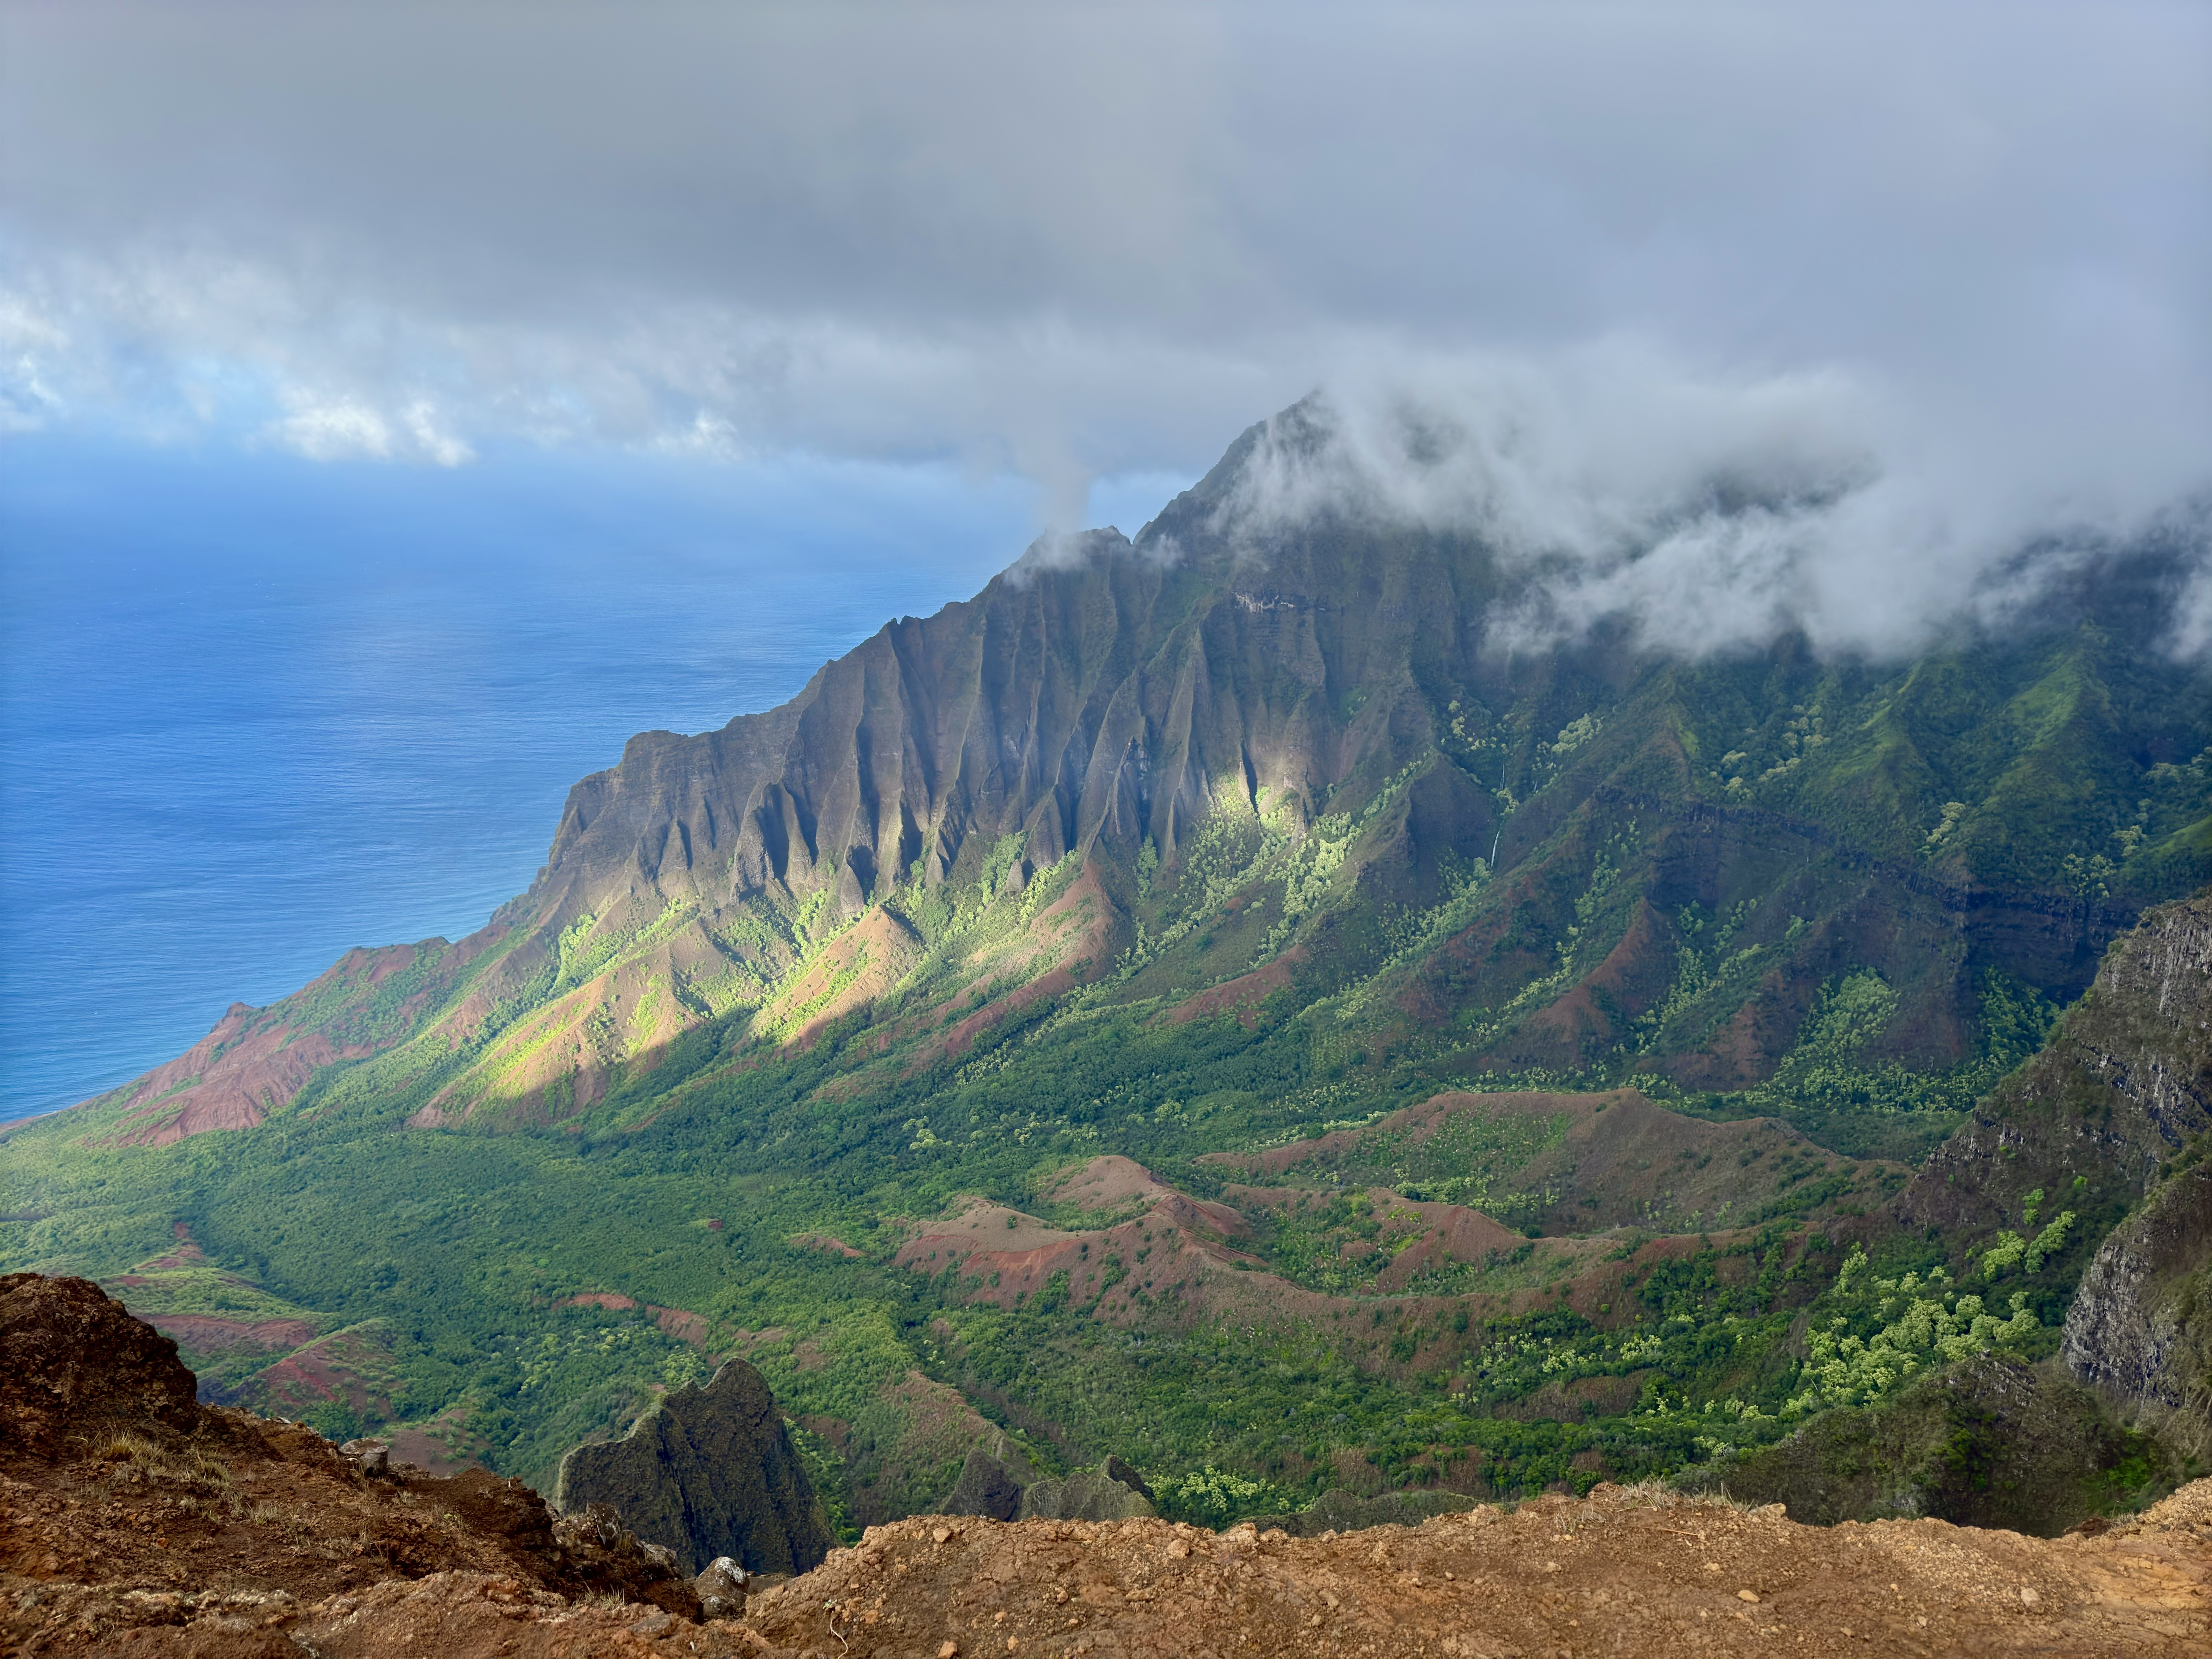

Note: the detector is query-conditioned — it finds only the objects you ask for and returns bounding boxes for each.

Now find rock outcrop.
[1015,1455,1156,1521]
[0,1271,202,1456]
[940,1444,1156,1522]
[940,1444,1029,1521]
[2065,1153,2212,1457]
[1251,1485,1483,1536]
[552,1358,832,1576]
[0,1273,707,1652]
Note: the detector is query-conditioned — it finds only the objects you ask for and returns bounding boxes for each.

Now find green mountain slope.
[4,402,2208,1527]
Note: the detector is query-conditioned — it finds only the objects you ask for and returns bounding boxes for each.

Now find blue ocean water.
[0,440,1182,1123]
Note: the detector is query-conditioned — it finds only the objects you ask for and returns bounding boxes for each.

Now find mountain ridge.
[6,396,2209,1534]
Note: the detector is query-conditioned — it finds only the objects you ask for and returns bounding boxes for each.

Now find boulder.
[543,1499,702,1620]
[942,1446,1028,1521]
[553,1358,832,1577]
[341,1437,390,1476]
[695,1555,752,1618]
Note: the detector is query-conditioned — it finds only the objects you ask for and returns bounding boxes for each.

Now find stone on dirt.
[697,1554,752,1618]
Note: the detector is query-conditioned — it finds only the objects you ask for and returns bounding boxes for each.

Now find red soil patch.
[778,908,926,1051]
[1206,1087,1892,1237]
[1497,899,1680,1067]
[1666,967,1810,1091]
[896,1190,1352,1338]
[922,1198,1795,1382]
[133,1242,210,1273]
[653,1307,711,1349]
[385,1424,488,1477]
[792,1232,865,1258]
[902,1165,1790,1387]
[1042,1154,1179,1213]
[1166,946,1308,1029]
[91,939,485,1146]
[103,1004,374,1147]
[560,1294,715,1351]
[1203,1089,1619,1183]
[1224,1184,1527,1294]
[235,1328,400,1418]
[388,1407,495,1478]
[905,861,1124,1070]
[135,1314,319,1354]
[724,1326,789,1362]
[939,964,1079,1061]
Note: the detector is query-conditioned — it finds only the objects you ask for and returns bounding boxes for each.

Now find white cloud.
[1216,352,2209,659]
[402,401,473,467]
[267,396,393,461]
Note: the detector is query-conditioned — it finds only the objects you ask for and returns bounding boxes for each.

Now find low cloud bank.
[1219,351,2211,661]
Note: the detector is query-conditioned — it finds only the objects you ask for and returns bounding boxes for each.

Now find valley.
[4,403,2209,1543]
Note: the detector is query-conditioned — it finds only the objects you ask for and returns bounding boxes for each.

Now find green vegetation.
[1782,1249,2043,1414]
[2,525,2205,1533]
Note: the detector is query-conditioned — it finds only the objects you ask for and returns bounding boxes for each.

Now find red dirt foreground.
[744,1492,2212,1659]
[5,1274,2207,1657]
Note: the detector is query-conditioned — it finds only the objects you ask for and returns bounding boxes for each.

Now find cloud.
[267,396,395,462]
[0,0,2205,558]
[1218,350,2211,659]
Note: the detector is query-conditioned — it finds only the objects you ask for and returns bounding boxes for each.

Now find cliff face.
[1893,891,2212,1265]
[1701,1355,2177,1534]
[552,1359,833,1576]
[2064,1156,2212,1457]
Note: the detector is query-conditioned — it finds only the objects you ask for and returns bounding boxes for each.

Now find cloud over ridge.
[1219,356,2212,661]
[2,1,2206,640]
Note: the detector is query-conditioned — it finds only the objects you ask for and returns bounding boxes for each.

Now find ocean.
[0,437,1100,1122]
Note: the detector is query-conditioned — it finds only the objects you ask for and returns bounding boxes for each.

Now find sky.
[3,0,2209,630]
